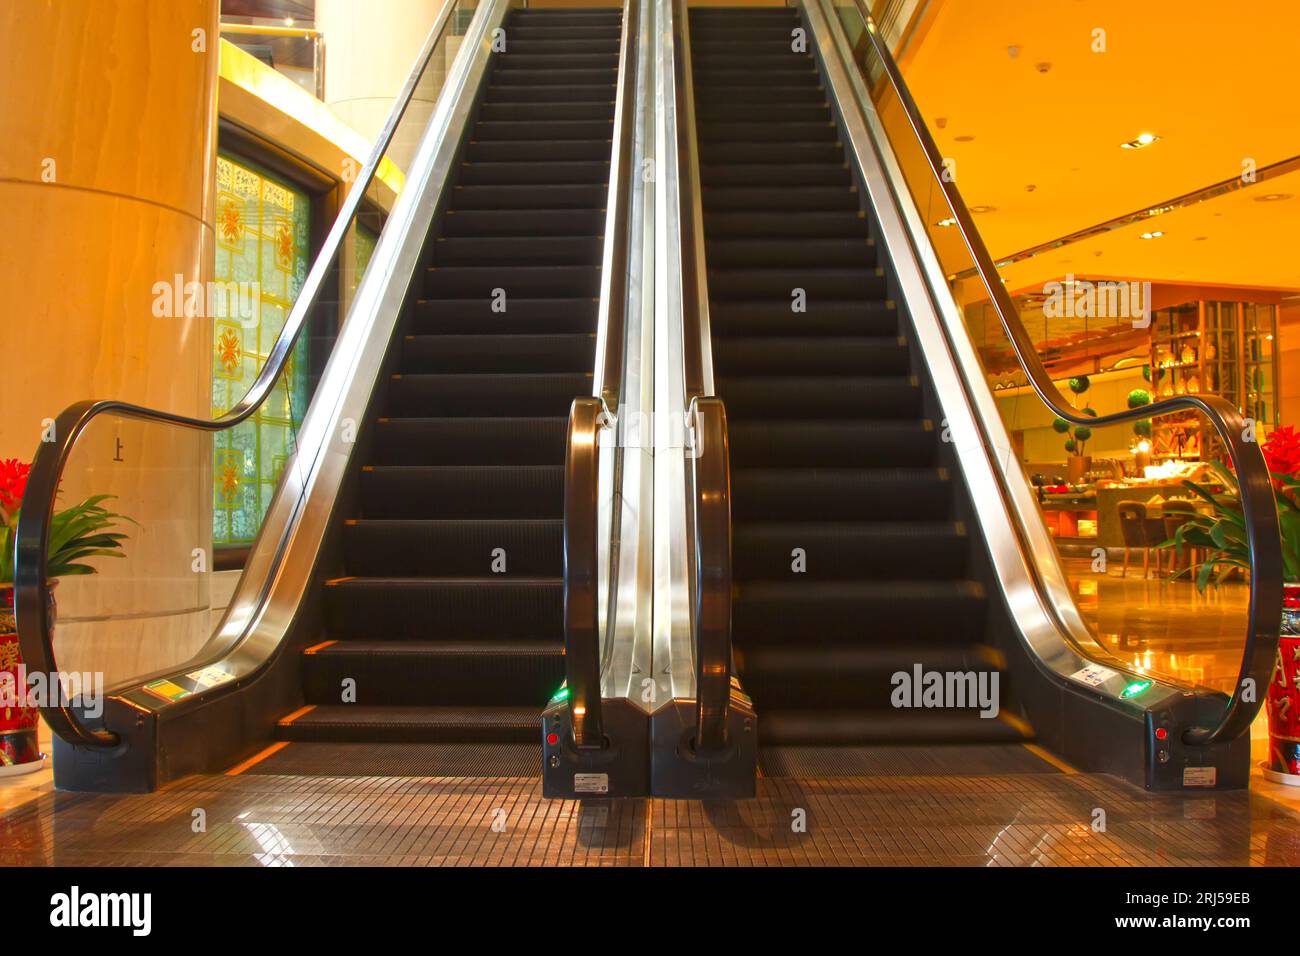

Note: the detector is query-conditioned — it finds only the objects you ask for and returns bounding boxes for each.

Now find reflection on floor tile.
[3,763,1299,866]
[1063,556,1249,695]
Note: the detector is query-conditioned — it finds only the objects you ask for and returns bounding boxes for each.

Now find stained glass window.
[212,153,311,546]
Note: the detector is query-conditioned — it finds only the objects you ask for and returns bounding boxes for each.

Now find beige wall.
[0,0,220,686]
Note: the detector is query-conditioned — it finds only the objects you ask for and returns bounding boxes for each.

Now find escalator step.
[692,68,820,87]
[505,27,622,41]
[732,579,986,642]
[371,417,565,465]
[699,141,846,166]
[733,522,968,581]
[709,299,897,336]
[705,209,868,238]
[483,83,622,103]
[480,102,616,123]
[728,419,935,467]
[442,208,606,237]
[757,710,1030,746]
[695,103,830,124]
[496,53,620,70]
[277,704,542,744]
[302,641,562,706]
[712,336,907,375]
[700,122,837,143]
[702,185,860,211]
[466,139,613,163]
[731,468,953,521]
[700,162,850,187]
[359,465,563,519]
[323,576,563,640]
[503,38,626,55]
[706,237,873,268]
[740,643,1003,708]
[707,268,886,300]
[472,120,614,141]
[343,519,563,577]
[401,333,595,372]
[412,297,598,334]
[458,161,611,186]
[449,184,605,209]
[693,40,807,55]
[387,372,590,417]
[489,68,617,86]
[425,264,602,297]
[719,375,920,419]
[694,85,827,104]
[431,235,604,265]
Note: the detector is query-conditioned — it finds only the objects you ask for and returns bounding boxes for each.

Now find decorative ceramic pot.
[0,584,46,774]
[1265,582,1300,783]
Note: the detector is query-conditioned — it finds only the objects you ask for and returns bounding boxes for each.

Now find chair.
[1116,501,1168,578]
[1161,499,1201,577]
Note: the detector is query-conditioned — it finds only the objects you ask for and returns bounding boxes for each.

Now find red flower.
[1263,427,1300,503]
[0,459,29,512]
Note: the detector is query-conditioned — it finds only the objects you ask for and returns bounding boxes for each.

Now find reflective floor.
[0,557,1291,867]
[1063,556,1249,695]
[3,744,1300,866]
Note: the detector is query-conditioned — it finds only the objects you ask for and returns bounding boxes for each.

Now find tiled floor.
[1,553,1294,867]
[3,747,1300,866]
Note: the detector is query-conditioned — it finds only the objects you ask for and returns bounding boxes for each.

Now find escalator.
[276,6,621,747]
[690,6,1019,748]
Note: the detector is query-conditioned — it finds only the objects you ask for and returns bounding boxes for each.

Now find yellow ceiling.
[900,0,1300,290]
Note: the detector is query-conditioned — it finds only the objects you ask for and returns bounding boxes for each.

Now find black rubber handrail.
[14,0,467,749]
[671,0,734,754]
[846,0,1281,746]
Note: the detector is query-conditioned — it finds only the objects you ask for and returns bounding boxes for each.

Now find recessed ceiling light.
[968,205,997,214]
[1120,133,1160,150]
[1254,192,1294,203]
[1139,231,1164,240]
[935,217,958,228]
[954,135,975,142]
[284,16,295,26]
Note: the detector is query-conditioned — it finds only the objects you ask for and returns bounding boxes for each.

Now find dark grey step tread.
[483,84,625,103]
[735,520,967,544]
[431,235,605,264]
[456,161,611,186]
[705,210,867,237]
[758,710,1030,746]
[308,639,562,657]
[401,332,595,367]
[442,208,606,236]
[425,264,602,297]
[465,140,613,163]
[695,85,827,103]
[488,69,617,85]
[728,419,936,466]
[702,185,859,211]
[411,298,598,334]
[709,299,897,335]
[358,465,563,519]
[719,375,919,417]
[740,641,999,675]
[495,53,620,68]
[712,335,908,373]
[736,578,985,603]
[280,705,540,730]
[705,236,874,268]
[371,417,566,465]
[449,184,606,208]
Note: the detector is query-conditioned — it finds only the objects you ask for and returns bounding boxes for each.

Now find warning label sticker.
[1070,663,1120,688]
[574,773,609,794]
[1183,766,1217,788]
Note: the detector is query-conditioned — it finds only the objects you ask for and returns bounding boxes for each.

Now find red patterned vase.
[1265,582,1300,781]
[0,585,45,773]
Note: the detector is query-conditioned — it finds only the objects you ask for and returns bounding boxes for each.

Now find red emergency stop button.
[1155,727,1168,741]
[546,732,559,746]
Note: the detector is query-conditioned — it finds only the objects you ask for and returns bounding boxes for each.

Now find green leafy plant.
[1160,428,1300,589]
[1127,388,1152,409]
[0,459,135,586]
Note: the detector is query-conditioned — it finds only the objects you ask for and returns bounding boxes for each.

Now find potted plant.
[1064,377,1095,483]
[0,458,134,773]
[1159,427,1300,784]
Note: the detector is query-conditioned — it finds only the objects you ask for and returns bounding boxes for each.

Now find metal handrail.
[560,0,641,749]
[671,0,733,752]
[846,0,1282,746]
[14,0,468,749]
